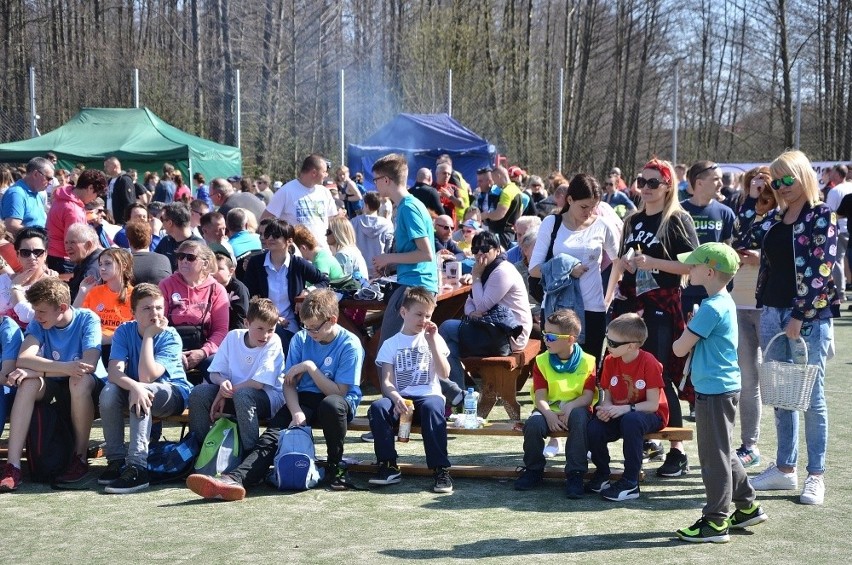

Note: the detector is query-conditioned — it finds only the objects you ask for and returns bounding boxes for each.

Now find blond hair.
[769,150,822,208]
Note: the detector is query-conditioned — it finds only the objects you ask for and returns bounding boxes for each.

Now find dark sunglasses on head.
[176,252,199,262]
[606,335,633,349]
[770,175,795,190]
[18,248,46,258]
[472,244,496,254]
[636,177,666,189]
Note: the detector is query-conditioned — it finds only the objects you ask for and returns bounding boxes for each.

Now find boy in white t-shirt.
[368,286,454,494]
[188,297,285,451]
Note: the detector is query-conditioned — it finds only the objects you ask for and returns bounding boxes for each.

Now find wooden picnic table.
[337,282,471,389]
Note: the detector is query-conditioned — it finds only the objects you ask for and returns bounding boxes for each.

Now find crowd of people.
[0,148,849,541]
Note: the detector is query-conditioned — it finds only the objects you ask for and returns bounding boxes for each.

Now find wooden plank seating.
[460,338,543,420]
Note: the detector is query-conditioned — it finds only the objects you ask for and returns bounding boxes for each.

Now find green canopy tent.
[0,107,241,181]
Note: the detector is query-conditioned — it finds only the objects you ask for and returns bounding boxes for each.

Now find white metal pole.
[133,68,140,108]
[340,69,345,167]
[794,63,802,149]
[673,61,680,164]
[235,69,242,149]
[557,68,564,172]
[29,66,38,138]
[448,69,453,116]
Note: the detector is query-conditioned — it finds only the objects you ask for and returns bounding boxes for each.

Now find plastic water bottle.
[463,388,480,429]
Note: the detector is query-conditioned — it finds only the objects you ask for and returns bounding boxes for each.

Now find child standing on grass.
[367,286,454,493]
[586,313,668,501]
[673,243,768,543]
[514,309,596,498]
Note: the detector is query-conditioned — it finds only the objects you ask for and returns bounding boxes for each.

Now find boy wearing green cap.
[672,242,767,543]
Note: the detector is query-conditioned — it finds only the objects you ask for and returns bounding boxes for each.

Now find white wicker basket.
[758,333,819,411]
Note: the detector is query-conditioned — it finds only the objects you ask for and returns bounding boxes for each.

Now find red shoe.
[0,463,22,492]
[56,454,90,483]
[186,473,246,501]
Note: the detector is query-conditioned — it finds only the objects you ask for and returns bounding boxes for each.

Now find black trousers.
[229,392,351,486]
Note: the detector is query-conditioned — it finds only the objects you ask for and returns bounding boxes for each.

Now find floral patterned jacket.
[735,196,839,320]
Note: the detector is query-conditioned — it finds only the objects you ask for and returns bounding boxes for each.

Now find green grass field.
[2,317,851,564]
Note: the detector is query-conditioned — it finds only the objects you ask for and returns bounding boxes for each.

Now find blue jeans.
[0,385,15,435]
[438,319,466,390]
[759,307,830,475]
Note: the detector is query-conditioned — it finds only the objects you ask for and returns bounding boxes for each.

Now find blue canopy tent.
[347,113,496,188]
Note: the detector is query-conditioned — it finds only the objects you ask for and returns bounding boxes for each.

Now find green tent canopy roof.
[0,107,241,181]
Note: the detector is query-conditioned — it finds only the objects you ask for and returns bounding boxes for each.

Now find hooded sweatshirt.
[351,213,394,278]
[46,185,86,259]
[159,273,229,357]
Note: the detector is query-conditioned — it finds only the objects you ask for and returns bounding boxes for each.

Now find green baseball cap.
[677,242,740,275]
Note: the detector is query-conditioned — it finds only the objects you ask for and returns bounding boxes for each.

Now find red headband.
[641,159,672,184]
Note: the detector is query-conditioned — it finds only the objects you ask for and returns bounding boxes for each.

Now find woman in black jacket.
[239,219,328,353]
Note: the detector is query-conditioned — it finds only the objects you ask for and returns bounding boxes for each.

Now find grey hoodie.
[351,214,394,278]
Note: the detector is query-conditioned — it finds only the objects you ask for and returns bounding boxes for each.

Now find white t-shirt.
[529,214,621,312]
[827,181,852,234]
[265,178,337,245]
[376,330,449,398]
[208,329,286,414]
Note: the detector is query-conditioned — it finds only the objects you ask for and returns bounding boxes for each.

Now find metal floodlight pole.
[673,61,680,165]
[794,63,802,149]
[235,69,242,149]
[133,68,140,108]
[340,69,345,166]
[29,66,38,138]
[557,67,564,172]
[448,69,453,116]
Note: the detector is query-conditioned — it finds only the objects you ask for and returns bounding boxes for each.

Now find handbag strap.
[544,214,561,263]
[167,285,215,333]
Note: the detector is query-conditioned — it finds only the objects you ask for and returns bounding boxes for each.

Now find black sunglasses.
[605,335,633,349]
[176,252,199,262]
[472,244,496,254]
[636,177,666,189]
[18,248,46,258]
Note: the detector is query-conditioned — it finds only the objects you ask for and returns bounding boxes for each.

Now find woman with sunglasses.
[530,173,621,368]
[159,240,229,383]
[45,168,106,274]
[736,150,839,505]
[605,158,699,479]
[0,227,57,328]
[239,219,329,353]
[438,231,533,391]
[729,166,776,470]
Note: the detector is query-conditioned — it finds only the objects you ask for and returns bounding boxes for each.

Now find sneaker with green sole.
[676,516,730,543]
[729,503,768,529]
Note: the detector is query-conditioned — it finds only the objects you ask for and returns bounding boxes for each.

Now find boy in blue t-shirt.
[673,243,767,543]
[0,278,106,492]
[0,316,24,435]
[186,288,364,501]
[98,283,192,494]
[368,287,453,493]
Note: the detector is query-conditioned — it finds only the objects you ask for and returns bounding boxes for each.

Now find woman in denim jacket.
[737,149,839,505]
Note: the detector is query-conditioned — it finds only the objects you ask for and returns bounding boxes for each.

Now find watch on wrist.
[630,404,636,412]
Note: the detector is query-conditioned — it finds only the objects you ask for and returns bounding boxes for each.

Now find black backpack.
[26,401,75,483]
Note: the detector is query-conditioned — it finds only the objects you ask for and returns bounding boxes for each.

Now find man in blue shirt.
[226,207,262,259]
[1,156,52,235]
[186,288,364,501]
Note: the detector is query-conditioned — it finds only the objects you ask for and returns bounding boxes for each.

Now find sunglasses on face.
[605,335,633,349]
[472,245,496,254]
[543,332,573,343]
[18,248,46,258]
[770,175,796,190]
[176,252,199,262]
[636,177,667,189]
[435,224,452,230]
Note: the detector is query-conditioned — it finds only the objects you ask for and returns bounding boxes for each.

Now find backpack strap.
[544,215,562,263]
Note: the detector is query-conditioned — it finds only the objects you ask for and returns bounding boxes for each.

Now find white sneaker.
[800,474,825,505]
[751,462,798,491]
[543,438,562,458]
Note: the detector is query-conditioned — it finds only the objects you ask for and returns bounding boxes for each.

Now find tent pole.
[235,69,242,149]
[557,67,564,172]
[340,69,345,167]
[447,69,453,116]
[29,66,38,138]
[134,69,140,108]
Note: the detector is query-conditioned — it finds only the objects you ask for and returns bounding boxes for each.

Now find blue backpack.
[147,432,201,483]
[268,426,323,491]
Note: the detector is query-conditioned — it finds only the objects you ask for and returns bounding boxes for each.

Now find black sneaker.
[685,404,696,422]
[369,461,402,486]
[327,463,357,491]
[564,471,584,499]
[104,465,150,494]
[585,470,611,493]
[600,478,640,501]
[433,467,453,493]
[643,440,664,462]
[97,459,125,485]
[513,467,544,491]
[656,449,689,477]
[676,516,730,543]
[728,503,768,529]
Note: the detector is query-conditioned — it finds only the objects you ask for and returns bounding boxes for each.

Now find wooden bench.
[460,339,543,420]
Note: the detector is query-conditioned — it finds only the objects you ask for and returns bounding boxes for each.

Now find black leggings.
[581,310,606,373]
[642,308,683,428]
